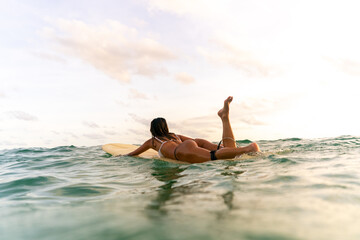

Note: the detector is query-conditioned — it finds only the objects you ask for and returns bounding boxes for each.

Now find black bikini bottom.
[174,145,217,161]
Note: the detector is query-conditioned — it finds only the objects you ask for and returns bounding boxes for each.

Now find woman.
[125,96,260,163]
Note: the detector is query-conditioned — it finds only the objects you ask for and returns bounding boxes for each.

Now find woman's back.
[152,133,182,158]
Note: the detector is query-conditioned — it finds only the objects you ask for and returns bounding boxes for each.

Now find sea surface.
[1,136,360,240]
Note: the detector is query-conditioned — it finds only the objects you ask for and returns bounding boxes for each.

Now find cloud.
[170,116,217,139]
[198,38,278,77]
[104,130,117,136]
[325,57,360,76]
[64,132,78,138]
[82,121,100,128]
[128,113,151,126]
[7,111,38,121]
[175,72,195,84]
[0,140,27,147]
[44,19,177,83]
[32,51,67,64]
[0,92,5,98]
[115,99,129,107]
[147,0,222,18]
[147,1,283,78]
[170,96,296,139]
[129,88,149,100]
[83,133,105,139]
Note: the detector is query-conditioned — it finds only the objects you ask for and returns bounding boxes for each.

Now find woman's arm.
[126,139,152,156]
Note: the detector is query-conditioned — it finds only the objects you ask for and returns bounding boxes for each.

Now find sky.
[1,0,360,149]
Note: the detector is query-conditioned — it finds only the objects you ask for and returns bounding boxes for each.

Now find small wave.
[236,139,253,144]
[280,137,302,142]
[269,156,297,165]
[0,176,63,199]
[1,145,77,156]
[49,183,113,197]
[29,160,75,170]
[0,176,61,189]
[49,145,77,152]
[309,183,347,189]
[265,175,299,184]
[322,173,358,179]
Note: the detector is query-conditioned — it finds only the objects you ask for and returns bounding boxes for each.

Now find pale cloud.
[83,133,105,139]
[82,121,100,128]
[63,132,78,139]
[45,19,177,83]
[115,99,129,107]
[170,96,295,140]
[128,113,151,126]
[325,57,360,76]
[147,0,223,18]
[0,92,5,98]
[132,17,148,28]
[7,111,38,121]
[104,130,117,136]
[175,72,195,84]
[171,117,218,139]
[129,88,149,100]
[198,38,279,77]
[231,97,293,123]
[0,140,27,147]
[126,128,150,143]
[126,127,148,137]
[237,115,266,126]
[31,51,67,64]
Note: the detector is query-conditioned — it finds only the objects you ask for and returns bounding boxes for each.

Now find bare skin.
[218,96,236,148]
[126,96,260,163]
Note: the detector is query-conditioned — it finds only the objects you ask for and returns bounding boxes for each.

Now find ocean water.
[1,136,360,240]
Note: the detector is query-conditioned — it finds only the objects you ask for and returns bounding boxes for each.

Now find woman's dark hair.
[150,118,176,142]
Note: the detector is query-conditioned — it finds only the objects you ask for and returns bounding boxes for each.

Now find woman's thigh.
[194,138,218,151]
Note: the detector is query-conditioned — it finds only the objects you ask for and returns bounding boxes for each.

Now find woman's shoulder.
[169,132,180,139]
[176,134,193,141]
[144,138,154,146]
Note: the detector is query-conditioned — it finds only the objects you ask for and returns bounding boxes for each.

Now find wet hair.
[150,118,176,146]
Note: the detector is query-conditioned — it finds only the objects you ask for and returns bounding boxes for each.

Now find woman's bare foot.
[249,142,260,152]
[218,96,233,119]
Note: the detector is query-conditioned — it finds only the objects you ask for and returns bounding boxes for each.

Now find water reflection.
[222,191,234,210]
[146,162,187,218]
[146,161,242,220]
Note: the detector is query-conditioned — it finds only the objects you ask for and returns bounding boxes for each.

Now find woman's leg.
[194,138,218,151]
[190,97,238,151]
[215,143,260,160]
[176,140,260,164]
[218,96,236,148]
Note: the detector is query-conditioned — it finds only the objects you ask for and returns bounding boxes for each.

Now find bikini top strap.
[154,136,164,144]
[174,134,181,141]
